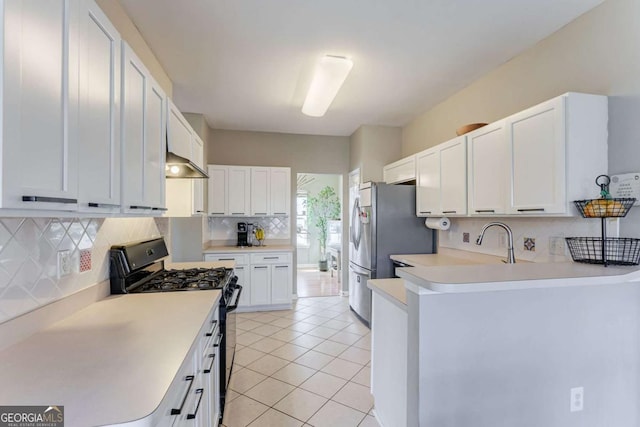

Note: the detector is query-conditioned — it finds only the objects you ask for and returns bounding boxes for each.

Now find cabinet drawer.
[250,252,292,264]
[204,253,248,265]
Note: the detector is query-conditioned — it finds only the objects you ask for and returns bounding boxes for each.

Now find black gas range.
[109,237,241,421]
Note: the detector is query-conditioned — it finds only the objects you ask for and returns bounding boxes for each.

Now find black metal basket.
[565,237,640,265]
[573,198,636,218]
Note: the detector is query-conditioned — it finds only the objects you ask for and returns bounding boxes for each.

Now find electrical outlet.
[463,232,470,243]
[549,236,566,256]
[570,387,584,412]
[498,232,508,248]
[57,250,72,278]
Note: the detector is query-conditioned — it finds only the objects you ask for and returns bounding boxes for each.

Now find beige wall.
[350,125,402,182]
[402,0,640,236]
[403,0,640,154]
[96,0,173,97]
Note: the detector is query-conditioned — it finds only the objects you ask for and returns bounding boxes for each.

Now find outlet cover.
[80,249,92,272]
[57,250,72,278]
[463,232,470,243]
[549,236,566,256]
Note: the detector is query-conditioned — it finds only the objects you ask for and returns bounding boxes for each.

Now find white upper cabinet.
[439,136,467,215]
[270,167,291,216]
[207,165,228,216]
[416,136,467,216]
[506,93,607,215]
[2,0,79,210]
[192,133,205,215]
[167,98,192,159]
[383,155,416,184]
[467,121,508,215]
[78,0,121,213]
[121,41,166,215]
[250,167,270,216]
[416,148,440,216]
[228,166,251,216]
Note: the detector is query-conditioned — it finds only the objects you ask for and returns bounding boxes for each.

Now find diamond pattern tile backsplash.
[208,216,290,241]
[0,217,162,324]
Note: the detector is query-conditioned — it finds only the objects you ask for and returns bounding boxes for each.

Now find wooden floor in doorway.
[297,268,340,297]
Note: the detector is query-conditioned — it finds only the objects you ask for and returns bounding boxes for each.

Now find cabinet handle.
[213,333,223,348]
[219,258,235,261]
[275,265,288,269]
[273,212,287,215]
[171,375,195,415]
[254,266,268,269]
[129,205,152,210]
[210,212,225,215]
[475,209,495,213]
[205,320,218,337]
[264,257,279,260]
[22,196,77,204]
[186,389,204,420]
[88,202,121,208]
[254,212,267,215]
[419,211,432,214]
[235,266,244,270]
[231,212,245,215]
[517,208,545,212]
[195,210,205,213]
[442,210,457,214]
[152,207,168,211]
[204,354,216,374]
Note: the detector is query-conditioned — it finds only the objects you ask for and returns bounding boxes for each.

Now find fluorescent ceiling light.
[302,55,353,117]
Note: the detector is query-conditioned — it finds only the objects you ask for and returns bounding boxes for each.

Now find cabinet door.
[416,148,440,216]
[167,99,192,160]
[144,80,167,212]
[192,134,205,215]
[207,165,228,215]
[228,166,251,215]
[234,266,251,307]
[271,264,291,305]
[3,0,79,210]
[250,265,270,306]
[78,0,121,213]
[251,167,270,216]
[383,155,416,184]
[508,97,566,214]
[439,136,467,215]
[468,122,508,215]
[270,167,291,216]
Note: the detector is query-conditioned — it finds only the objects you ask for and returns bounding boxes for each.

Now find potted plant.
[307,186,341,271]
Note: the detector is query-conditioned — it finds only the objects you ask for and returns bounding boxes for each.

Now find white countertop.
[0,290,221,426]
[203,244,294,253]
[397,262,640,293]
[368,278,407,306]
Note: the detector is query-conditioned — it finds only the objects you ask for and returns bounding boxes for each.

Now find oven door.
[219,282,242,418]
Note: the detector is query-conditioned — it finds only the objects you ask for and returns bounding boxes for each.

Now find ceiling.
[119,0,604,137]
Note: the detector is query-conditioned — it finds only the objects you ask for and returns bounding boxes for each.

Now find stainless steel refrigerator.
[349,182,436,326]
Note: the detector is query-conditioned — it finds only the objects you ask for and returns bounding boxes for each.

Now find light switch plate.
[610,173,640,205]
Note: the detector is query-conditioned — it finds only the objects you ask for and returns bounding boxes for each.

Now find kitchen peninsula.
[370,258,640,427]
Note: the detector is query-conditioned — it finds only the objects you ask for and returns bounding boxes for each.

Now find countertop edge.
[368,278,407,308]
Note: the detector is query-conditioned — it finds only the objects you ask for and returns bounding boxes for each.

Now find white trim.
[292,293,298,300]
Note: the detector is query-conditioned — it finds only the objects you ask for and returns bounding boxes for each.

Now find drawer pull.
[254,266,268,269]
[213,333,223,348]
[22,196,77,204]
[517,208,545,212]
[231,212,245,215]
[419,211,432,214]
[210,212,225,215]
[88,202,121,208]
[205,320,218,337]
[219,258,235,261]
[129,205,152,210]
[204,354,216,374]
[254,212,267,215]
[186,389,204,420]
[171,375,195,415]
[152,207,168,211]
[274,212,287,215]
[442,210,457,214]
[275,265,288,269]
[264,257,279,260]
[475,209,495,213]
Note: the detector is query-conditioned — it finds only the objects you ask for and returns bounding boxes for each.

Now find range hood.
[165,151,209,179]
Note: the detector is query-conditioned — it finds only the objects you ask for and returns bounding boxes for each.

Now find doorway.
[296,173,342,297]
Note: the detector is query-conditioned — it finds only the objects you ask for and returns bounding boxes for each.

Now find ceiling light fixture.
[302,55,353,117]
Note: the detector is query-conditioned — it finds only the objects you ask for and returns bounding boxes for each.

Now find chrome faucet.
[476,222,516,264]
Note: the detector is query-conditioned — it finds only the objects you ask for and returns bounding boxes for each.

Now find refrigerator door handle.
[349,262,372,277]
[351,198,361,250]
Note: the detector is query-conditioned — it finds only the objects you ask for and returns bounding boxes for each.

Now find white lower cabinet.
[204,252,292,311]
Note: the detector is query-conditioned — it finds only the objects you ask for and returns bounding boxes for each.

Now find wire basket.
[565,237,640,265]
[573,198,636,218]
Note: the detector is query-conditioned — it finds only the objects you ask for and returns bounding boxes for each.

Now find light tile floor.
[296,268,340,297]
[223,296,379,427]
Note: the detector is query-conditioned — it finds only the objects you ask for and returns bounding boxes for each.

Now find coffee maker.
[237,222,248,247]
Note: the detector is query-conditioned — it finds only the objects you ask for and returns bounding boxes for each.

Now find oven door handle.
[227,284,243,312]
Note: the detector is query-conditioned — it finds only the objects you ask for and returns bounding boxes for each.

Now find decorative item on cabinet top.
[456,123,488,136]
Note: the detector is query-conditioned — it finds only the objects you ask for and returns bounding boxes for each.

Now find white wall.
[350,125,402,183]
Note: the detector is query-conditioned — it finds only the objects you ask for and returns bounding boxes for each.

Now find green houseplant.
[307,186,341,271]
